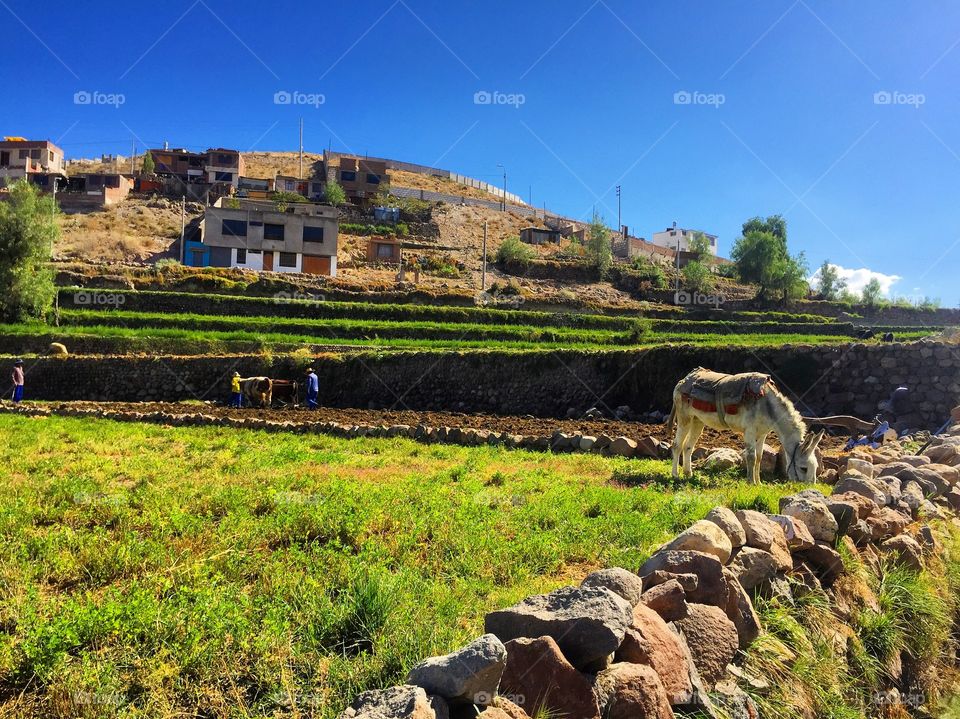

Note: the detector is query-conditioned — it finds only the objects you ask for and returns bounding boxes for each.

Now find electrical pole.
[497,164,507,211]
[130,141,135,175]
[482,222,488,291]
[299,117,304,180]
[179,195,186,264]
[616,185,621,234]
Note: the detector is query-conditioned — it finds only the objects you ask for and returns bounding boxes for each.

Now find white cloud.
[808,263,902,297]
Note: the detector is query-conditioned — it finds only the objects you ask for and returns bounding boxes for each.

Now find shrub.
[496,235,535,265]
[628,257,667,288]
[682,260,715,292]
[0,179,57,322]
[323,181,347,207]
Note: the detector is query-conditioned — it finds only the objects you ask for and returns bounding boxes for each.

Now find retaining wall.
[7,343,959,427]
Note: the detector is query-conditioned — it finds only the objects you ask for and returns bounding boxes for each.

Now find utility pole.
[130,141,136,175]
[482,221,488,291]
[675,241,681,291]
[298,117,304,180]
[179,195,186,264]
[616,185,621,234]
[497,164,507,211]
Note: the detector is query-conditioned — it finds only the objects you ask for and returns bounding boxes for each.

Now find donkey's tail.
[666,400,677,429]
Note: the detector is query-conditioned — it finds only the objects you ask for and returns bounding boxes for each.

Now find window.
[236,248,247,264]
[215,171,233,182]
[264,223,285,241]
[30,149,40,159]
[340,170,356,182]
[0,151,9,166]
[104,175,120,188]
[222,219,248,237]
[216,154,231,164]
[278,252,298,268]
[366,173,381,184]
[376,243,395,259]
[303,225,324,242]
[19,150,28,159]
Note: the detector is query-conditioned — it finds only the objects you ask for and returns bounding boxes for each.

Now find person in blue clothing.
[11,359,24,404]
[304,367,319,409]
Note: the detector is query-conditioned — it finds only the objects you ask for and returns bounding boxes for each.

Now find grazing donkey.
[669,367,824,484]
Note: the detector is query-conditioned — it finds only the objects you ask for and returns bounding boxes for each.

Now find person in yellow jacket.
[230,372,243,408]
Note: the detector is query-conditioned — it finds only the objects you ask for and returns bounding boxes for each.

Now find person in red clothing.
[10,359,24,404]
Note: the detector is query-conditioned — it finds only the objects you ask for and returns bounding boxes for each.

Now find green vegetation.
[324,180,346,207]
[0,179,57,322]
[585,213,613,275]
[140,152,155,175]
[341,223,406,237]
[861,278,884,308]
[681,234,716,293]
[732,215,809,303]
[814,261,846,301]
[273,190,309,211]
[496,235,535,265]
[0,414,818,718]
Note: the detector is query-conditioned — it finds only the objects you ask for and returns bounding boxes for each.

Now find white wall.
[233,248,264,271]
[651,229,718,255]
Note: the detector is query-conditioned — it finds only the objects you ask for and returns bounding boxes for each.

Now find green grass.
[0,414,813,718]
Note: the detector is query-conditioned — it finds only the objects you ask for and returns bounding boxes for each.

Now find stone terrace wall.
[6,343,959,427]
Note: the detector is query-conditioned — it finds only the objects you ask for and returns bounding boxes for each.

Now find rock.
[485,586,632,669]
[872,506,910,540]
[795,542,844,587]
[645,570,699,593]
[723,569,761,649]
[727,547,779,591]
[767,514,815,551]
[846,457,874,478]
[898,455,931,467]
[734,510,792,571]
[790,560,824,599]
[580,567,644,607]
[923,443,958,465]
[639,551,726,607]
[578,436,597,452]
[675,604,739,687]
[490,698,530,719]
[614,603,693,704]
[880,534,924,572]
[593,663,674,719]
[406,634,506,706]
[759,574,794,604]
[847,519,873,547]
[609,437,637,458]
[713,679,760,719]
[926,463,960,486]
[828,491,877,521]
[499,637,599,719]
[702,447,743,471]
[902,481,924,513]
[918,525,941,555]
[704,506,747,547]
[663,520,733,563]
[832,476,888,506]
[340,685,447,719]
[778,496,839,543]
[639,579,688,622]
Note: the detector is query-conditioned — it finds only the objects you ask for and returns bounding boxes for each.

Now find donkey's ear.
[810,430,826,449]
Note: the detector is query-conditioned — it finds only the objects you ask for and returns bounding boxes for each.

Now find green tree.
[496,235,535,264]
[585,212,612,274]
[861,278,884,307]
[141,151,155,175]
[0,180,57,322]
[730,229,783,295]
[770,252,810,303]
[741,215,787,248]
[323,180,347,207]
[682,259,714,292]
[815,260,846,301]
[688,231,712,259]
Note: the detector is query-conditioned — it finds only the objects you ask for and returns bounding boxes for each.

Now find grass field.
[0,414,816,718]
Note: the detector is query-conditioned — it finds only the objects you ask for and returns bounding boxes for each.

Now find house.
[204,148,245,189]
[62,173,134,206]
[187,198,339,276]
[0,138,65,185]
[330,155,388,201]
[148,148,206,181]
[274,175,308,196]
[650,225,718,255]
[237,176,274,198]
[520,226,561,245]
[367,237,402,265]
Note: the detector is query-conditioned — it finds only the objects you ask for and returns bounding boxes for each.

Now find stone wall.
[6,343,959,427]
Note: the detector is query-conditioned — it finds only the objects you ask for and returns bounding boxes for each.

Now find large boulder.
[767,514,815,551]
[340,685,447,719]
[778,496,838,543]
[675,604,739,687]
[485,586,632,669]
[614,603,693,704]
[826,492,877,537]
[704,506,747,547]
[407,634,506,706]
[663,520,733,563]
[833,476,888,507]
[723,570,761,649]
[701,447,743,471]
[592,663,675,719]
[639,579,688,622]
[609,437,637,458]
[727,546,779,591]
[795,542,844,587]
[639,550,727,607]
[846,457,874,478]
[580,568,644,607]
[499,637,599,719]
[880,535,924,572]
[734,510,792,570]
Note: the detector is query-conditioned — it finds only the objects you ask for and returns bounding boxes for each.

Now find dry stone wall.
[6,342,959,428]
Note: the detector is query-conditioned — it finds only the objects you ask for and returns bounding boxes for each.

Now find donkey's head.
[788,430,825,483]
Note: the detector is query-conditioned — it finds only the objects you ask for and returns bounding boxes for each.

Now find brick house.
[367,237,402,264]
[62,173,134,206]
[329,155,389,202]
[204,148,245,189]
[0,138,66,186]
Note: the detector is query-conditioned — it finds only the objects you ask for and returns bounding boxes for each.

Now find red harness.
[682,395,742,415]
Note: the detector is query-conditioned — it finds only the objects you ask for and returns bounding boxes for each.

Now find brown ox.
[240,377,273,408]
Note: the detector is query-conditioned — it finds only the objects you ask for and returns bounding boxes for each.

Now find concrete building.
[0,138,65,184]
[204,148,245,189]
[188,198,339,276]
[149,148,206,181]
[330,155,388,202]
[520,226,561,245]
[367,237,402,265]
[650,225,718,255]
[62,173,134,206]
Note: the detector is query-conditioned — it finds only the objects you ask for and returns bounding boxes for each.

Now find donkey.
[668,367,824,484]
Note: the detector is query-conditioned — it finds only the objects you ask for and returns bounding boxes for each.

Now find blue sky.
[3,0,959,303]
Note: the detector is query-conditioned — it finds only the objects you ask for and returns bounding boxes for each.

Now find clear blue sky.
[3,0,958,303]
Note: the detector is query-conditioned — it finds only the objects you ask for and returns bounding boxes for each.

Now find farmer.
[10,359,24,404]
[230,371,243,408]
[305,367,319,410]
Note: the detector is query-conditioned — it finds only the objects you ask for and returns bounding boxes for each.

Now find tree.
[770,252,809,303]
[741,215,787,248]
[730,229,783,295]
[0,180,57,322]
[688,231,712,259]
[141,151,155,175]
[584,212,612,274]
[815,260,846,301]
[496,235,535,264]
[682,259,714,292]
[861,278,884,307]
[323,180,346,207]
